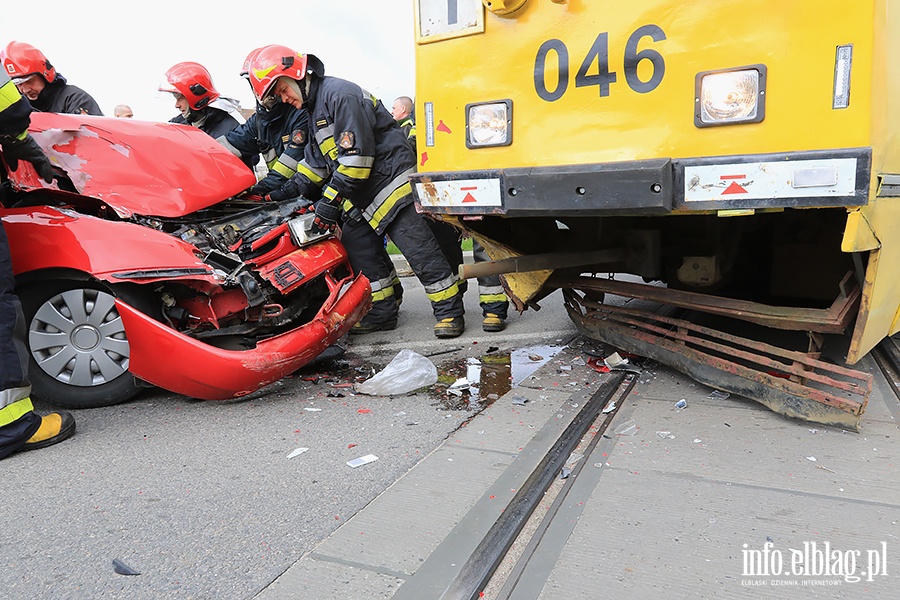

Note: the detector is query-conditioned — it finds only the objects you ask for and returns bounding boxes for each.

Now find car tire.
[18,280,145,409]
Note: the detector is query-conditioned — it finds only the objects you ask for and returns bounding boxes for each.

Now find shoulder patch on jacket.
[291,129,306,145]
[338,131,355,149]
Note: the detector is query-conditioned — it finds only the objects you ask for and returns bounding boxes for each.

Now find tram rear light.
[695,65,767,127]
[465,100,513,148]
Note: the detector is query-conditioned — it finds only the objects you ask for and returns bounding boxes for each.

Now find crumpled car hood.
[9,112,257,219]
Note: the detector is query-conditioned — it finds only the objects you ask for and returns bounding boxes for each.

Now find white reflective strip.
[684,158,857,202]
[415,178,502,207]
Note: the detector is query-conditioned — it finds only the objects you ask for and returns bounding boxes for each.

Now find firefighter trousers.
[342,204,464,322]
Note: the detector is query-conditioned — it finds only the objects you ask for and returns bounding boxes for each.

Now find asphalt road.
[1,273,578,599]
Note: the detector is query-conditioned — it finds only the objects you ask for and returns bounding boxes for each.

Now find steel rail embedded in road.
[436,371,636,600]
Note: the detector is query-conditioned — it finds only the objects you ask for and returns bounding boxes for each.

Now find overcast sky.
[0,0,416,122]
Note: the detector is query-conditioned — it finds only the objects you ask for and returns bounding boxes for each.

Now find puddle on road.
[435,344,567,411]
[293,342,570,412]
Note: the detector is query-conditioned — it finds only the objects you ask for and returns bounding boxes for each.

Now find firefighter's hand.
[309,199,341,235]
[264,187,289,202]
[2,134,55,183]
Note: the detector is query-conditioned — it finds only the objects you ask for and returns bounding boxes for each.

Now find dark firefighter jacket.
[218,102,308,194]
[271,76,416,236]
[397,115,416,154]
[170,107,241,140]
[0,73,31,139]
[27,73,103,116]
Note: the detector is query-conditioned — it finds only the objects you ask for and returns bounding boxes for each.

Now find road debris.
[112,558,140,576]
[355,349,437,396]
[347,454,379,468]
[287,448,309,459]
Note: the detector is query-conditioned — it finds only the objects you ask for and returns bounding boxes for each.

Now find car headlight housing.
[466,99,513,148]
[694,65,766,127]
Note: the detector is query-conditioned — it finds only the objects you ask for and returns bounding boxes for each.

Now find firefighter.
[216,48,308,197]
[250,45,465,338]
[159,62,246,141]
[1,41,102,116]
[0,68,76,459]
[391,96,416,149]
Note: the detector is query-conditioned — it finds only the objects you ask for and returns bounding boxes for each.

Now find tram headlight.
[694,65,767,127]
[466,100,513,148]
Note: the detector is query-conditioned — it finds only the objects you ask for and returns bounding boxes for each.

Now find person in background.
[114,104,133,118]
[0,68,76,460]
[1,41,102,116]
[392,96,510,332]
[159,62,245,140]
[251,45,465,338]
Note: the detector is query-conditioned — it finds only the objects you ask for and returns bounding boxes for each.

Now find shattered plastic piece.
[112,558,140,576]
[693,438,703,444]
[528,353,544,361]
[587,358,610,373]
[806,456,818,462]
[559,365,572,372]
[565,453,584,467]
[347,454,379,468]
[604,352,628,369]
[560,467,571,479]
[708,389,730,399]
[602,401,616,414]
[355,349,437,395]
[287,447,309,459]
[675,399,688,410]
[656,431,675,439]
[512,396,529,406]
[614,419,637,436]
[304,407,322,412]
[448,378,470,391]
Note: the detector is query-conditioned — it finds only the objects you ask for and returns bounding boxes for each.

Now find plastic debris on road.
[708,389,731,399]
[604,352,628,369]
[675,399,688,410]
[355,349,437,396]
[287,448,309,459]
[347,454,379,468]
[512,395,529,405]
[112,558,140,576]
[614,419,637,436]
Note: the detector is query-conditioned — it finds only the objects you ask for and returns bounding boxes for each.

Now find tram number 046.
[534,25,667,102]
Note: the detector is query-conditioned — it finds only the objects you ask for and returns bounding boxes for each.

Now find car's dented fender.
[119,273,371,400]
[4,206,214,283]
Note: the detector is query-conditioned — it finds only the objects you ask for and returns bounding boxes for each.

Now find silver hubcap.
[29,288,130,386]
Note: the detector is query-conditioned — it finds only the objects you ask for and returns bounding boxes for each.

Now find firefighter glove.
[2,134,55,183]
[310,198,342,235]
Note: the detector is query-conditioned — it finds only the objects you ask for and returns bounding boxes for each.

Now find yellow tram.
[409,0,900,429]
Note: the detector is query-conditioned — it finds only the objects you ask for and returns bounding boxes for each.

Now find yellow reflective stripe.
[337,163,371,180]
[323,186,340,201]
[0,397,35,428]
[426,280,461,303]
[297,163,325,185]
[480,293,507,303]
[319,136,338,160]
[368,181,412,231]
[272,161,297,179]
[372,286,396,301]
[342,198,354,212]
[0,78,22,113]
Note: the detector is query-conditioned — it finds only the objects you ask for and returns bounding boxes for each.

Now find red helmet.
[248,44,323,102]
[2,41,56,84]
[240,47,264,79]
[158,62,220,110]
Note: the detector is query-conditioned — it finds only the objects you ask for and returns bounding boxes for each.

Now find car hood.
[11,112,257,219]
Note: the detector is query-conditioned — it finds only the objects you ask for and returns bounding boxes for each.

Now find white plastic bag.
[355,349,438,396]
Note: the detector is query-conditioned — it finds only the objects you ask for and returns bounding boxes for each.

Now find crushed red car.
[0,112,371,408]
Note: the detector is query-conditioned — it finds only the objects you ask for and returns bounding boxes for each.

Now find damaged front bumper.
[120,272,370,400]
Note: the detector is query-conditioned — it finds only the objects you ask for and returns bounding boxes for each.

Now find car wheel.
[19,281,144,409]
